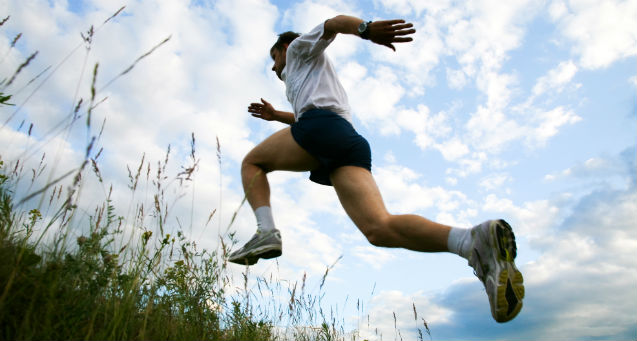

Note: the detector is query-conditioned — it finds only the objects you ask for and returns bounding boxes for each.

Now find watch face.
[358,22,367,33]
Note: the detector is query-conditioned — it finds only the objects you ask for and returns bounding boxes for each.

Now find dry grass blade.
[14,65,51,96]
[2,6,125,128]
[4,51,38,88]
[103,6,126,25]
[11,33,21,47]
[205,209,216,227]
[91,158,102,183]
[17,168,77,205]
[393,311,397,331]
[319,255,342,290]
[100,36,171,91]
[74,98,83,114]
[422,318,432,340]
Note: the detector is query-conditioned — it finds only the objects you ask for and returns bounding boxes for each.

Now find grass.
[0,7,433,341]
[0,158,269,340]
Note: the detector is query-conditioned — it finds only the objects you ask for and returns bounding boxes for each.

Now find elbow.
[323,15,353,36]
[325,15,362,37]
[323,17,339,39]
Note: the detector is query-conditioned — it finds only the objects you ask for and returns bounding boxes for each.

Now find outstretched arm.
[323,15,415,51]
[248,98,295,125]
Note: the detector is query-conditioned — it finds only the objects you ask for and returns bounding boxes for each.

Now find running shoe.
[228,229,282,266]
[469,219,525,323]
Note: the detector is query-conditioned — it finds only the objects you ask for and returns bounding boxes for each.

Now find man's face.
[270,45,287,80]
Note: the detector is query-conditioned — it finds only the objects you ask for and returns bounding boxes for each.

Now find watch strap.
[360,21,372,40]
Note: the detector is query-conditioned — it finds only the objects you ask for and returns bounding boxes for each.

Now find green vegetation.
[0,160,273,340]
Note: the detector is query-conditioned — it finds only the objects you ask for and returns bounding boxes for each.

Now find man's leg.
[330,165,524,323]
[329,166,451,252]
[230,127,320,265]
[242,127,320,209]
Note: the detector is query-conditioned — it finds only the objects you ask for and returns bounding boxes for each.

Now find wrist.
[358,20,372,40]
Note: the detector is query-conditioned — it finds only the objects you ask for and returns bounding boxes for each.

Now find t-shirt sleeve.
[288,22,335,62]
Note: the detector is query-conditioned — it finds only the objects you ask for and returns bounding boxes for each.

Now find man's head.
[270,31,299,80]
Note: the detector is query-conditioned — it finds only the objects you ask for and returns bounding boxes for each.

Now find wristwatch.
[358,21,372,40]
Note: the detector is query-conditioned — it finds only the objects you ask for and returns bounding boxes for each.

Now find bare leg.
[330,166,451,252]
[241,127,320,209]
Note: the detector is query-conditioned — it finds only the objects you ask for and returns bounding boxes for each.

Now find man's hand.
[248,98,296,125]
[367,19,415,51]
[248,98,277,121]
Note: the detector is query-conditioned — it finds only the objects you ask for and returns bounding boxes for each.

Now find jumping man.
[228,15,525,323]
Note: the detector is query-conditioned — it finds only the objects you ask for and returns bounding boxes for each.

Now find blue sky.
[1,0,636,339]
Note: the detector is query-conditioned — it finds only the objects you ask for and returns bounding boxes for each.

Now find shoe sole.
[228,244,282,266]
[490,219,525,323]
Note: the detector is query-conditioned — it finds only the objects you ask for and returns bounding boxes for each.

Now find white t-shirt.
[282,22,352,123]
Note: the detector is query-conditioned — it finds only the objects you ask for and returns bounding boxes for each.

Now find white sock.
[447,227,472,259]
[254,206,276,232]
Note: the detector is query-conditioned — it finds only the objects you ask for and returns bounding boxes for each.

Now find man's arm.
[248,98,295,125]
[323,15,415,51]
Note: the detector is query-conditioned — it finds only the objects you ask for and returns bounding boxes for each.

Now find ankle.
[255,206,276,232]
[447,227,472,259]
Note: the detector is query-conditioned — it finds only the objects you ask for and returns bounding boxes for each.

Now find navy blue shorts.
[290,109,372,186]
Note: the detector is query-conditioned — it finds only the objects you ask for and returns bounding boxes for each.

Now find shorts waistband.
[299,108,343,120]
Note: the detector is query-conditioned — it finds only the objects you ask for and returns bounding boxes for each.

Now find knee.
[359,216,392,247]
[242,152,270,174]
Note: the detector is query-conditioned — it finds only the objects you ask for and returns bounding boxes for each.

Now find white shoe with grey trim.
[469,219,525,323]
[228,229,282,266]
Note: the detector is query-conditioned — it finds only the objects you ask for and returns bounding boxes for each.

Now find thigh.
[246,127,321,172]
[330,166,390,232]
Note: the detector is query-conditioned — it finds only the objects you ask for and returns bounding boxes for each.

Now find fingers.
[375,19,407,26]
[249,98,271,111]
[392,37,413,43]
[248,103,262,112]
[369,19,415,51]
[375,20,415,32]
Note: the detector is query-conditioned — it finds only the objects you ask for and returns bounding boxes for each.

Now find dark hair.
[271,31,300,52]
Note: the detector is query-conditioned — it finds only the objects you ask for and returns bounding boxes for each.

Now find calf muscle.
[330,166,451,252]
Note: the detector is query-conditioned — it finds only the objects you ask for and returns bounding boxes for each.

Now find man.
[228,15,525,323]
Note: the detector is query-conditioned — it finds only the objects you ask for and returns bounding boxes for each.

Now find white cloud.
[352,245,396,269]
[465,106,523,153]
[478,172,512,191]
[371,13,445,93]
[355,289,453,341]
[282,0,362,62]
[342,65,405,134]
[434,137,469,161]
[482,194,560,239]
[399,155,637,339]
[519,187,637,339]
[446,67,468,89]
[532,60,578,97]
[374,164,471,216]
[550,0,637,69]
[395,105,451,151]
[529,106,581,147]
[545,156,617,182]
